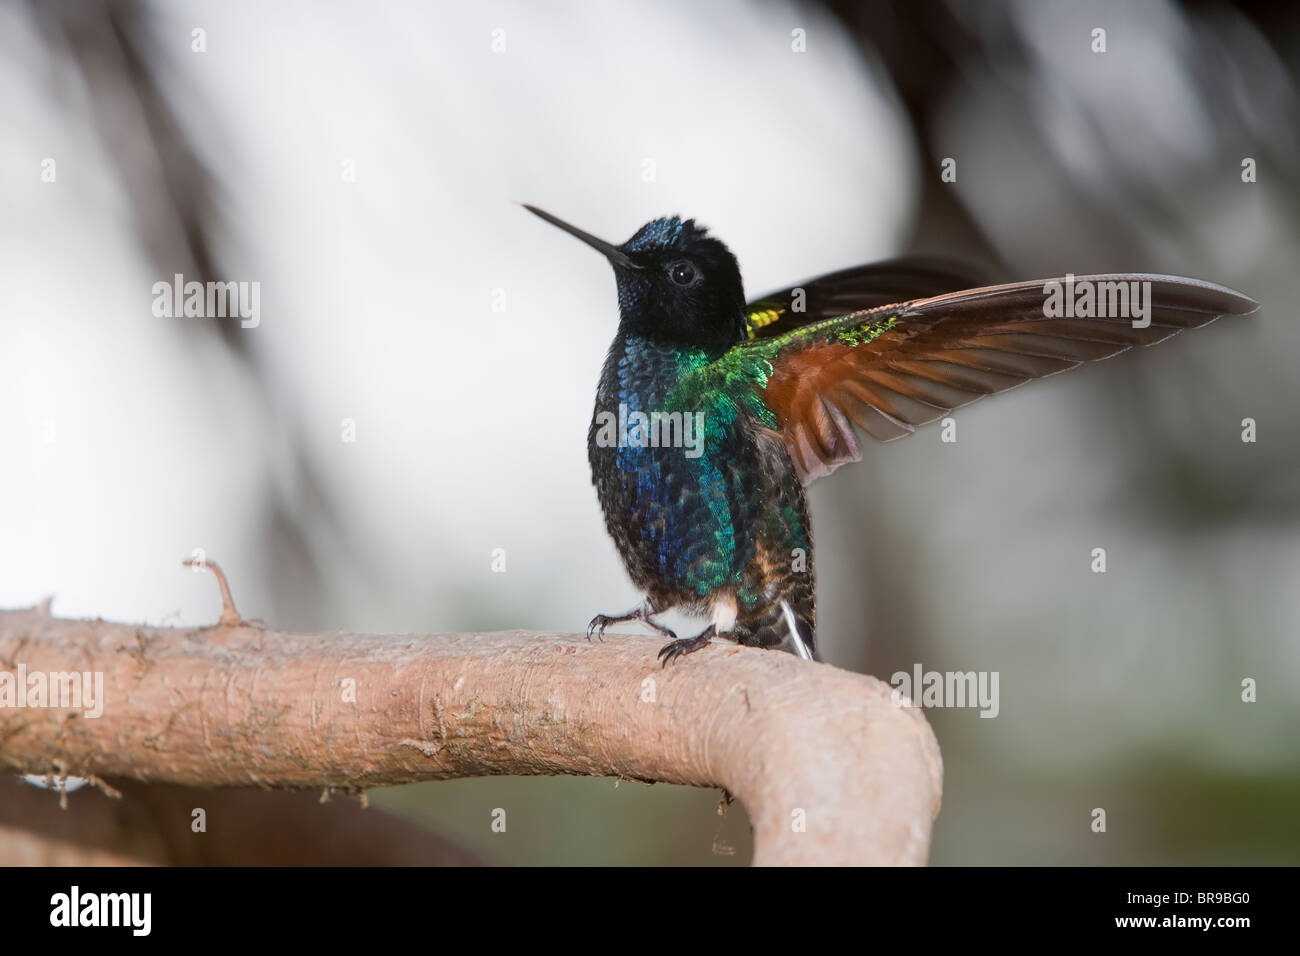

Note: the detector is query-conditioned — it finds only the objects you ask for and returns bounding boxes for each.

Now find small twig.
[88,775,122,800]
[182,557,242,626]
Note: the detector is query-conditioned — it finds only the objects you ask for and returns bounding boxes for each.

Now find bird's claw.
[657,626,717,667]
[587,605,678,643]
[586,615,611,642]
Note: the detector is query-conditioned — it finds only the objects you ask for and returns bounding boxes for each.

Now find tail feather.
[741,599,818,661]
[780,600,816,661]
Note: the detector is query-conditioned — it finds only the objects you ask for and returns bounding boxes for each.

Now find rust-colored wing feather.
[748,274,1258,481]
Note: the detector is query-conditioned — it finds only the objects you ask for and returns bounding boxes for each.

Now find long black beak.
[523,204,640,270]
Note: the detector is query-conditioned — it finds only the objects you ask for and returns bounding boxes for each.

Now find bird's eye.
[668,260,698,286]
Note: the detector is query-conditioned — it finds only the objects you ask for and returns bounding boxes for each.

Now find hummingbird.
[525,205,1258,666]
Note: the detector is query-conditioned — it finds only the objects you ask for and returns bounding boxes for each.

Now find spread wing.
[745,257,990,340]
[708,274,1258,482]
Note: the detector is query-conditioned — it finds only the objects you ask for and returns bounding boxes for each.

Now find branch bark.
[0,605,942,865]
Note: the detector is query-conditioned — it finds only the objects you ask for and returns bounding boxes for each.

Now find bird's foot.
[587,602,677,642]
[657,625,717,667]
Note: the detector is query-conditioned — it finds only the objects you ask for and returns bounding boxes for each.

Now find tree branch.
[0,604,942,865]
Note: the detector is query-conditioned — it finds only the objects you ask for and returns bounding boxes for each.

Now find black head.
[525,205,747,349]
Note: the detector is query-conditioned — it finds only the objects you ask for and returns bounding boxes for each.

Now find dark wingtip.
[1038,275,1260,318]
[1136,275,1259,317]
[1234,293,1261,316]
